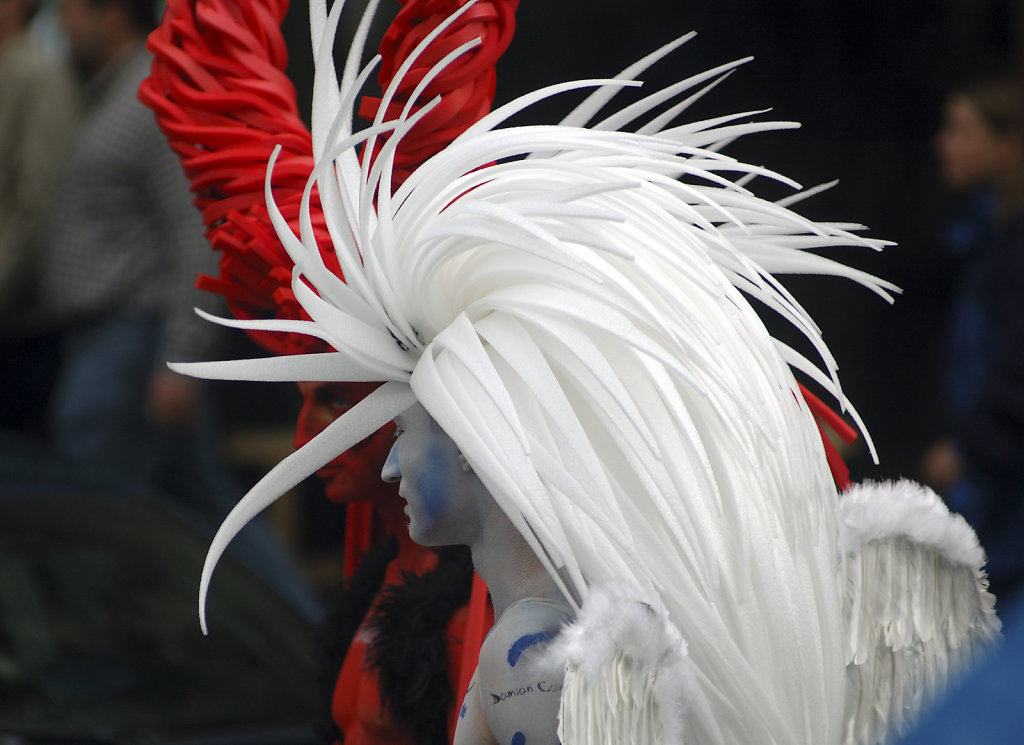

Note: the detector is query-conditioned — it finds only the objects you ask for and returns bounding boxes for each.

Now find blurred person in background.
[0,0,79,435]
[37,0,319,617]
[921,74,1024,606]
[39,0,227,505]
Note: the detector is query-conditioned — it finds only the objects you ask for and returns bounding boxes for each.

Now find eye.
[391,417,405,440]
[313,388,354,417]
[327,398,353,416]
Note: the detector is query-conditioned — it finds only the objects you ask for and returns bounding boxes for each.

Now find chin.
[406,519,444,547]
[406,520,430,546]
[320,472,363,504]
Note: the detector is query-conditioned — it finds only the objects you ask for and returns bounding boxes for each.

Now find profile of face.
[937,93,1017,191]
[382,403,491,547]
[294,381,396,505]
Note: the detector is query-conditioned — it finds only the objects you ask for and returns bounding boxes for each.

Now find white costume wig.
[176,2,998,744]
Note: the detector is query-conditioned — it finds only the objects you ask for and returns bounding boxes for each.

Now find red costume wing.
[141,0,518,355]
[141,0,326,355]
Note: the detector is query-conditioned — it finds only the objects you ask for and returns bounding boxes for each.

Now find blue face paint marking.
[507,632,552,667]
[416,437,452,523]
[511,732,526,745]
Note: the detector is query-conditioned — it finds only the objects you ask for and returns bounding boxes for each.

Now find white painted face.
[382,403,490,547]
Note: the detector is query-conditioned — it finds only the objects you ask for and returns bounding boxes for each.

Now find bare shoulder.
[480,599,573,675]
[472,599,574,745]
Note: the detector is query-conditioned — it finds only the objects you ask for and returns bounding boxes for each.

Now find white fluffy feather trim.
[546,580,692,745]
[840,479,986,569]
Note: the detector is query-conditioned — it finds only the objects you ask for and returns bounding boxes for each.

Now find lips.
[397,485,411,514]
[317,463,345,478]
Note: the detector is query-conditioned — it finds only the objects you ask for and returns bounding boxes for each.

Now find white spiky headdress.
[174,0,899,741]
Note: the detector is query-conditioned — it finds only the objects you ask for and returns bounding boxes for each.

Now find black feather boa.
[314,537,475,745]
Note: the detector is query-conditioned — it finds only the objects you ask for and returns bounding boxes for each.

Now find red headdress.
[142,0,517,357]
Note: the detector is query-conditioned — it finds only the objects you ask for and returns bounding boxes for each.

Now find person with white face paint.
[384,402,570,745]
[383,404,492,548]
[163,2,1001,744]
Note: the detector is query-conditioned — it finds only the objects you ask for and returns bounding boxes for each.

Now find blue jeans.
[49,313,322,621]
[50,314,161,474]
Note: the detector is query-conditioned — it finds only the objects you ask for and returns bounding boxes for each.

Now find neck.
[469,513,562,620]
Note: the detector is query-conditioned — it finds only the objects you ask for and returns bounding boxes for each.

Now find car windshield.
[0,489,319,741]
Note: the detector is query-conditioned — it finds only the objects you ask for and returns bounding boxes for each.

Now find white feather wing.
[840,480,1001,745]
[545,581,693,745]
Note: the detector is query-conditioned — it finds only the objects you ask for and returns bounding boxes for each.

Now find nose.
[381,441,401,482]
